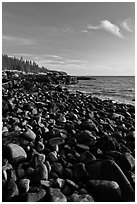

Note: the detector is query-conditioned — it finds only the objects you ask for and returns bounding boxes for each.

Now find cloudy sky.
[2,2,135,76]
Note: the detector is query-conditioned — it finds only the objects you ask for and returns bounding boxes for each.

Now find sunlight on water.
[65,76,135,106]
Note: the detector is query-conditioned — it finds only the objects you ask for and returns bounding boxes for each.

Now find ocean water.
[65,76,135,106]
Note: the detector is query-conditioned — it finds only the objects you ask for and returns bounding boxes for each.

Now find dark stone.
[49,188,67,202]
[6,143,27,164]
[49,137,65,146]
[97,135,120,151]
[24,188,46,202]
[78,130,96,145]
[79,151,96,164]
[18,178,30,194]
[68,193,94,202]
[104,151,123,169]
[82,120,98,132]
[121,152,135,171]
[72,163,89,182]
[51,162,63,177]
[63,168,73,180]
[87,180,122,202]
[76,144,90,151]
[126,131,135,141]
[34,163,48,183]
[54,178,65,188]
[48,151,58,162]
[124,170,135,190]
[40,180,52,187]
[21,128,36,141]
[4,178,19,201]
[86,159,135,201]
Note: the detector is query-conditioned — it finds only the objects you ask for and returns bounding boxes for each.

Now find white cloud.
[87,25,99,30]
[120,18,134,32]
[2,35,36,45]
[43,55,63,60]
[101,20,123,38]
[83,20,123,38]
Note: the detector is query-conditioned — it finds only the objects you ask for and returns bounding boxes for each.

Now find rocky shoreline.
[2,74,135,202]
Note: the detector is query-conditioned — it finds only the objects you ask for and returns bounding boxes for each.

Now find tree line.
[2,54,48,73]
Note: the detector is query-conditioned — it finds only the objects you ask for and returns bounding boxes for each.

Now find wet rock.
[126,131,135,141]
[6,143,27,163]
[79,130,96,145]
[97,135,120,151]
[87,180,122,202]
[82,120,98,132]
[4,179,19,201]
[54,178,65,189]
[51,162,63,177]
[36,141,45,152]
[26,167,34,176]
[48,151,58,162]
[76,144,90,151]
[104,149,121,159]
[7,168,17,181]
[24,188,46,202]
[79,151,96,164]
[68,193,94,202]
[66,179,79,190]
[49,137,65,146]
[49,187,67,202]
[16,164,26,179]
[121,152,135,171]
[34,152,46,165]
[62,184,73,196]
[87,159,134,201]
[72,163,89,182]
[34,163,48,183]
[124,170,135,190]
[40,180,52,187]
[21,128,36,141]
[18,178,30,194]
[63,168,73,180]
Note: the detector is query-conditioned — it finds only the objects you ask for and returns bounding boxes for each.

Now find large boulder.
[72,163,89,182]
[6,143,27,163]
[87,180,122,202]
[86,159,135,201]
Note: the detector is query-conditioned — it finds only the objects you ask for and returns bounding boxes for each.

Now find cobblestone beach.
[2,73,135,202]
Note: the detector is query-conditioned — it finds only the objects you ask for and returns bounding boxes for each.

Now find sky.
[2,2,135,76]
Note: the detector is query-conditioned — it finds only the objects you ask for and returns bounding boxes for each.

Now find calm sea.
[65,76,135,106]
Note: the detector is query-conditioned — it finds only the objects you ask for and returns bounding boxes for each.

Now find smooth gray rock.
[18,178,30,194]
[49,188,67,202]
[6,143,27,163]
